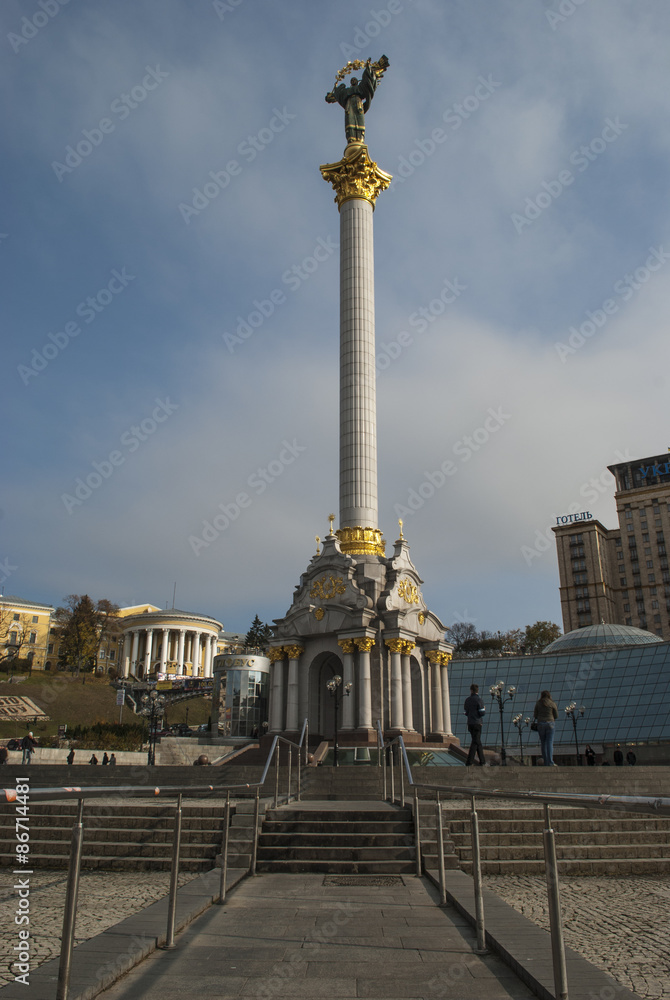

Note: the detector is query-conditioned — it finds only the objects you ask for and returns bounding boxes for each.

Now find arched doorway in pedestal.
[307,651,343,739]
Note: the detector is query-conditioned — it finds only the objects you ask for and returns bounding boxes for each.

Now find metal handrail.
[377,730,670,1000]
[3,730,306,1000]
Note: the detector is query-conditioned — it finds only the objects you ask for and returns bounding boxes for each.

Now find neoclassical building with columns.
[268,528,454,745]
[116,605,222,679]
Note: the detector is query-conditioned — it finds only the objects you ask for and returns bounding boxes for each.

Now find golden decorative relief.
[268,647,285,663]
[285,645,304,659]
[320,144,392,209]
[313,607,325,620]
[397,579,420,604]
[338,639,355,654]
[354,637,375,652]
[336,526,385,557]
[310,574,346,601]
[418,612,426,625]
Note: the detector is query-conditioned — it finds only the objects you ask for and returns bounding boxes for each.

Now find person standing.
[102,752,109,765]
[66,749,75,766]
[613,746,624,766]
[533,691,558,766]
[463,684,487,766]
[21,732,37,765]
[109,753,117,765]
[0,745,8,765]
[585,744,596,766]
[89,754,98,765]
[626,750,637,766]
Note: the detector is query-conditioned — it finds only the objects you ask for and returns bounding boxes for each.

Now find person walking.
[463,683,487,766]
[21,732,37,765]
[102,752,109,765]
[533,691,558,766]
[89,754,98,765]
[0,745,8,765]
[109,753,117,765]
[66,748,75,766]
[584,744,596,766]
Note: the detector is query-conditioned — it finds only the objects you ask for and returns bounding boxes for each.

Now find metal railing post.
[297,748,302,802]
[305,721,309,766]
[250,787,260,875]
[165,792,183,949]
[389,744,395,805]
[218,791,230,904]
[56,799,85,1000]
[287,746,292,804]
[413,786,422,875]
[470,794,488,955]
[274,741,280,809]
[436,792,447,906]
[382,743,388,801]
[543,803,569,1000]
[399,748,405,808]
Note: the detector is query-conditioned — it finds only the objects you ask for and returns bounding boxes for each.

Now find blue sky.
[3,0,670,636]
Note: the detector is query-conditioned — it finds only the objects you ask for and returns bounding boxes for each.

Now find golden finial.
[398,518,404,539]
[328,513,336,535]
[315,535,321,555]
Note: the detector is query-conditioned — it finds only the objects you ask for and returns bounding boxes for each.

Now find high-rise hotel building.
[553,450,670,639]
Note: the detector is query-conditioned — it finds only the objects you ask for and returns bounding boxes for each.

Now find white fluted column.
[441,659,453,735]
[160,628,169,672]
[268,648,285,733]
[121,634,131,677]
[130,631,139,677]
[338,640,355,730]
[176,629,186,675]
[285,645,303,732]
[143,629,154,677]
[191,632,201,676]
[386,639,404,730]
[354,637,374,730]
[203,635,213,678]
[401,641,414,731]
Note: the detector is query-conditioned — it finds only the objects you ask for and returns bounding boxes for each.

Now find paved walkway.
[97,873,534,1000]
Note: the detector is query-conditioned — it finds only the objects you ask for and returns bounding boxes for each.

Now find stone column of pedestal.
[176,629,186,675]
[143,629,154,678]
[427,651,444,733]
[338,639,355,730]
[386,639,404,730]
[160,628,169,673]
[298,655,309,732]
[354,637,374,730]
[401,641,415,731]
[285,645,304,733]
[268,648,285,733]
[441,655,453,736]
[130,630,140,678]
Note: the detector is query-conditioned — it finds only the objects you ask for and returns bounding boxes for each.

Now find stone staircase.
[255,803,417,874]
[0,801,228,871]
[445,805,670,875]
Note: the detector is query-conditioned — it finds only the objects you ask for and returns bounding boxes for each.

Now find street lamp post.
[140,689,167,766]
[512,714,531,765]
[490,681,516,766]
[565,702,585,766]
[326,674,352,767]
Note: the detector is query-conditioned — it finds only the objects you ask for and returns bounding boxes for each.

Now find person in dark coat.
[626,750,637,766]
[613,747,624,766]
[0,745,8,765]
[21,732,37,765]
[66,749,75,766]
[463,684,487,766]
[89,754,98,765]
[102,752,109,765]
[584,745,596,766]
[533,691,558,766]
[109,753,117,765]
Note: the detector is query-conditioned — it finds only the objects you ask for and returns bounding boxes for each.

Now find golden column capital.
[354,637,375,653]
[385,638,405,654]
[285,645,304,660]
[338,639,355,655]
[268,647,285,663]
[320,143,392,209]
[401,640,416,656]
[425,650,441,664]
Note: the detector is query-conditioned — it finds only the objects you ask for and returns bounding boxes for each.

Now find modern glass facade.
[448,641,670,749]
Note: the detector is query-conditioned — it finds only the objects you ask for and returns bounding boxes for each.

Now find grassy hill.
[0,672,211,742]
